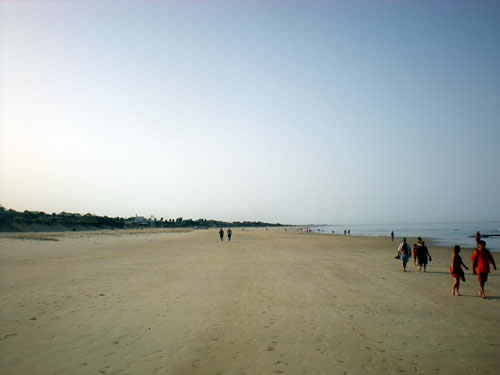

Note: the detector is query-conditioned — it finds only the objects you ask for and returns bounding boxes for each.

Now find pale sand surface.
[1,229,499,375]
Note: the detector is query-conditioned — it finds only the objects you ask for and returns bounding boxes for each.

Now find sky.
[1,0,500,224]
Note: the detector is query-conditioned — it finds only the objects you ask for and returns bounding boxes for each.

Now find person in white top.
[396,237,411,272]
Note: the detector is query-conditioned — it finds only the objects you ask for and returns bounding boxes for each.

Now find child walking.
[412,243,418,265]
[450,245,468,296]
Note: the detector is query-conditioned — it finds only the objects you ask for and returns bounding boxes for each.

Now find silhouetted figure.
[344,229,347,236]
[417,241,432,272]
[227,228,232,241]
[348,229,350,236]
[475,232,481,247]
[219,228,224,242]
[391,231,394,242]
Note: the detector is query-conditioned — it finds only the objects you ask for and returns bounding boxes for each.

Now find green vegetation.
[0,205,283,232]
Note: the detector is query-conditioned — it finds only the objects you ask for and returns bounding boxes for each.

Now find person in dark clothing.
[219,228,224,242]
[417,241,432,272]
[227,228,232,241]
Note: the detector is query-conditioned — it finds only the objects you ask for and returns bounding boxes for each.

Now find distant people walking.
[219,228,224,242]
[472,240,497,299]
[416,241,432,272]
[227,228,232,241]
[391,231,394,242]
[344,229,347,236]
[348,229,351,236]
[396,238,411,272]
[450,245,468,296]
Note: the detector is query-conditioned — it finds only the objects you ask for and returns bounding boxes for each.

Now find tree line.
[0,206,283,232]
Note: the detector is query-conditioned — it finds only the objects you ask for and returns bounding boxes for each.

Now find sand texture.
[1,229,499,375]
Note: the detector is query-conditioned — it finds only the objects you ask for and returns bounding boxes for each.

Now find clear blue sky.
[1,0,499,224]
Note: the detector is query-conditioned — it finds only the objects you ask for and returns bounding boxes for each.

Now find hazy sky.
[1,0,499,224]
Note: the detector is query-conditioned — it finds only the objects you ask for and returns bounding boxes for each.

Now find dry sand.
[0,228,499,375]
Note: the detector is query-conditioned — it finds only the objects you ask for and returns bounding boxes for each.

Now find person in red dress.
[472,240,497,299]
[450,245,468,296]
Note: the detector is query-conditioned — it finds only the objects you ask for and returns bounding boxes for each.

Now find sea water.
[312,222,500,251]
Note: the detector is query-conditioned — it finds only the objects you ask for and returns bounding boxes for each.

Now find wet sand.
[1,228,499,375]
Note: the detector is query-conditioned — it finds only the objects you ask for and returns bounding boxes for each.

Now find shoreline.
[0,227,474,250]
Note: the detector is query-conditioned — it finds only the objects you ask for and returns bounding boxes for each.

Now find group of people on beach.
[219,228,232,242]
[452,232,497,298]
[450,239,497,298]
[395,237,431,272]
[394,231,497,299]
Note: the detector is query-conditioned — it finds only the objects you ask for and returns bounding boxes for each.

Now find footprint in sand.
[1,332,17,340]
[153,366,165,374]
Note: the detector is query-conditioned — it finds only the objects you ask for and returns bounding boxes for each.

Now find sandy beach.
[0,228,499,375]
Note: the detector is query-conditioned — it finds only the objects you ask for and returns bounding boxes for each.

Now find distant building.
[124,215,154,226]
[58,212,83,217]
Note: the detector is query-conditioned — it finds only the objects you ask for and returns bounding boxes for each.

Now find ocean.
[310,222,500,251]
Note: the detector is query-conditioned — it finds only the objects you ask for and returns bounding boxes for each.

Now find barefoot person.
[450,245,468,296]
[417,241,432,272]
[472,240,497,299]
[219,228,224,242]
[399,239,411,272]
[395,238,410,271]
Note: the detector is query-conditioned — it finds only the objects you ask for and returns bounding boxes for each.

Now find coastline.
[1,228,498,374]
